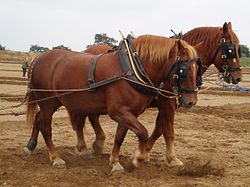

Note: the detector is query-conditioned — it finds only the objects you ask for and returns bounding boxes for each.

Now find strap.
[88,75,122,91]
[211,45,221,64]
[88,54,102,85]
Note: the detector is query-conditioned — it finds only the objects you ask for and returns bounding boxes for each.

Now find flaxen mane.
[179,39,197,60]
[133,35,175,64]
[133,35,197,64]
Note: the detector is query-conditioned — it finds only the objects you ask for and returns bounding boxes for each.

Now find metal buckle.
[223,65,229,71]
[173,74,178,79]
[220,38,226,43]
[221,54,227,59]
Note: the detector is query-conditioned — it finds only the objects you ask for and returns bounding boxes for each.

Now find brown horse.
[72,22,242,168]
[24,35,199,172]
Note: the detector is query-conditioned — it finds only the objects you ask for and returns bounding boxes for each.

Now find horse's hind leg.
[23,113,40,154]
[69,113,92,159]
[39,107,66,168]
[88,115,106,154]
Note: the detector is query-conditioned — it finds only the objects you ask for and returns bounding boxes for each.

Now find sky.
[0,0,249,52]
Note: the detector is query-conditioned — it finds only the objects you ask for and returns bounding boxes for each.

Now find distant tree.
[30,44,49,52]
[94,33,118,46]
[52,45,71,50]
[86,33,118,48]
[0,44,6,51]
[240,44,250,57]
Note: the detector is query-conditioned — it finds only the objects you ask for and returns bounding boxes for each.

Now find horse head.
[163,39,199,109]
[215,22,242,84]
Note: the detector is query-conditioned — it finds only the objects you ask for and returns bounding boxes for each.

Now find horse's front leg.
[162,111,183,167]
[88,115,106,154]
[147,99,183,167]
[110,124,128,173]
[110,110,149,173]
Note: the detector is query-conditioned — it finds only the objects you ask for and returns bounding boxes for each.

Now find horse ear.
[223,22,232,35]
[227,22,232,31]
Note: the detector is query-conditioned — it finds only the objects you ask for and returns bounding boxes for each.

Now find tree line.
[1,34,250,57]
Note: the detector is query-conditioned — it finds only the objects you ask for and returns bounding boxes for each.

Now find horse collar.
[118,34,159,96]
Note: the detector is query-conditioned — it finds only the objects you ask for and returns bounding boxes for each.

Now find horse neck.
[183,28,222,74]
[142,59,167,85]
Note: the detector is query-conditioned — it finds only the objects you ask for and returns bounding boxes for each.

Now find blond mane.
[133,35,176,64]
[133,35,197,64]
[179,39,198,59]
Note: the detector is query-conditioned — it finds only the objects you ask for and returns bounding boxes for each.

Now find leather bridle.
[165,56,201,95]
[211,38,241,78]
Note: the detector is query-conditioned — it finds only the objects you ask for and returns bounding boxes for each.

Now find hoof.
[131,150,146,168]
[92,141,104,154]
[131,157,139,168]
[166,158,184,167]
[75,147,93,159]
[110,162,124,174]
[52,157,66,169]
[23,147,33,155]
[143,156,150,163]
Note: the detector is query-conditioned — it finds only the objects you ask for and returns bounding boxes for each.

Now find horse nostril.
[186,101,195,108]
[236,77,241,82]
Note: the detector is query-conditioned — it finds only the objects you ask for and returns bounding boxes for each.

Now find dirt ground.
[0,61,250,187]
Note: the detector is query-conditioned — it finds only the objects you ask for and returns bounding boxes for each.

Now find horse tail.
[26,91,38,128]
[26,56,40,129]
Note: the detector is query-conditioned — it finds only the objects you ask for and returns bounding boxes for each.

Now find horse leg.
[39,108,66,168]
[110,124,128,173]
[110,110,149,171]
[67,110,91,157]
[72,114,92,159]
[145,111,164,159]
[23,112,40,154]
[162,116,183,167]
[147,99,182,167]
[88,115,106,154]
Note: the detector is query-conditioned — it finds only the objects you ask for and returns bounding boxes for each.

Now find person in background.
[22,60,29,77]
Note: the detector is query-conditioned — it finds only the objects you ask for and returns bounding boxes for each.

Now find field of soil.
[0,54,250,187]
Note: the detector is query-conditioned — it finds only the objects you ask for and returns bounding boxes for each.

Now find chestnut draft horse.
[67,22,242,168]
[25,35,199,172]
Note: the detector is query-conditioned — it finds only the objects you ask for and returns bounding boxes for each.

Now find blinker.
[220,39,237,59]
[178,62,188,80]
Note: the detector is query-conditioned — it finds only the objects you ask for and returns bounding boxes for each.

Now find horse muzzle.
[179,94,197,109]
[224,73,242,84]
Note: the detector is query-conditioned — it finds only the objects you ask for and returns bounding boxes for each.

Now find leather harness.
[87,35,159,95]
[87,35,199,96]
